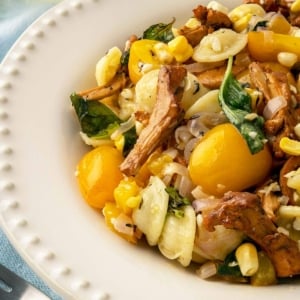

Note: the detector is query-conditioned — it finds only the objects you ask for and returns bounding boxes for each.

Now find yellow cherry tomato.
[188,123,272,197]
[128,39,161,84]
[248,31,300,62]
[76,145,124,209]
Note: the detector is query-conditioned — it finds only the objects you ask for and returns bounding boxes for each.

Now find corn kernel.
[277,52,298,68]
[168,36,193,63]
[278,205,300,218]
[148,154,173,176]
[207,1,229,14]
[235,243,259,276]
[114,177,141,214]
[185,17,201,29]
[295,123,300,139]
[286,168,300,192]
[268,14,291,34]
[229,4,265,22]
[229,4,265,33]
[114,134,125,152]
[291,0,300,13]
[233,13,252,32]
[279,137,300,155]
[152,42,174,64]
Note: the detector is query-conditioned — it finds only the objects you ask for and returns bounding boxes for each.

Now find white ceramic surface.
[0,0,300,299]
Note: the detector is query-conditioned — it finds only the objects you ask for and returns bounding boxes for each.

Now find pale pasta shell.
[192,29,248,62]
[132,176,169,246]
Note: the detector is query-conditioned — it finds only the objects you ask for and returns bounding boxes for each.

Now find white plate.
[0,0,300,299]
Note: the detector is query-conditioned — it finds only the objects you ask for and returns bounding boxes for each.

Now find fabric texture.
[0,1,63,299]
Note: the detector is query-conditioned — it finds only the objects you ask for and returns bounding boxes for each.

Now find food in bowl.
[70,0,300,285]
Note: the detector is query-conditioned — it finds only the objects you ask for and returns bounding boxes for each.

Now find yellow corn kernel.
[268,14,291,34]
[207,1,229,14]
[168,36,193,63]
[152,42,174,64]
[291,0,300,13]
[114,177,141,214]
[278,205,300,218]
[229,4,265,22]
[114,134,125,152]
[286,168,300,192]
[229,4,265,32]
[148,154,173,176]
[235,243,259,276]
[233,13,252,32]
[245,88,263,112]
[185,17,201,29]
[279,137,300,155]
[277,52,298,67]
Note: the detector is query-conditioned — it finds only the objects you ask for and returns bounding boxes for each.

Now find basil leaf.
[219,57,266,154]
[70,93,137,154]
[142,19,175,42]
[165,187,190,218]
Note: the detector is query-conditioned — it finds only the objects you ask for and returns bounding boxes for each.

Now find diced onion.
[112,213,135,236]
[263,96,287,120]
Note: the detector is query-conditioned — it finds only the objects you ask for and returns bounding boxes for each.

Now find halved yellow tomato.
[128,39,160,84]
[188,123,272,197]
[76,145,124,208]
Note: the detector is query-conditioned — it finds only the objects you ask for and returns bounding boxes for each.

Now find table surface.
[0,2,63,299]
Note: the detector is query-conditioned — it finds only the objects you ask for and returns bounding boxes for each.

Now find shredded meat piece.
[249,62,298,159]
[202,191,300,277]
[256,182,281,221]
[78,72,127,101]
[120,65,187,176]
[179,5,232,47]
[193,5,232,29]
[243,0,290,17]
[179,25,211,47]
[280,156,300,205]
[196,64,246,89]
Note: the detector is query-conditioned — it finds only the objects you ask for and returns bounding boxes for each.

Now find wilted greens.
[219,56,266,154]
[70,93,136,154]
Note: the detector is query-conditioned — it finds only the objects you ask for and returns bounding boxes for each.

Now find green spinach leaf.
[70,93,137,154]
[219,56,266,154]
[142,19,175,42]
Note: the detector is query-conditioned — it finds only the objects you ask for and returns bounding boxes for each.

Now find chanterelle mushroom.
[120,65,187,176]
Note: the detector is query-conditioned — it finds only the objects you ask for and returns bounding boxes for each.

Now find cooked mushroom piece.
[120,65,187,176]
[202,191,300,277]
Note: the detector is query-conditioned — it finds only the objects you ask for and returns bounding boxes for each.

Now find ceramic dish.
[0,0,300,299]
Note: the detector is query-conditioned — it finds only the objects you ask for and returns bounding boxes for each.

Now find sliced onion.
[111,115,136,139]
[162,147,178,160]
[184,137,200,162]
[174,174,195,197]
[263,96,287,120]
[192,198,220,213]
[187,112,227,137]
[174,126,193,150]
[163,162,189,178]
